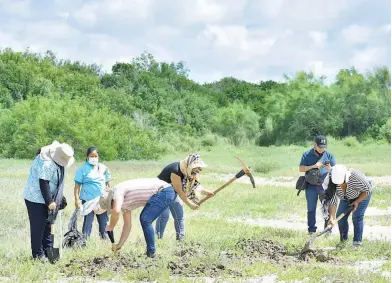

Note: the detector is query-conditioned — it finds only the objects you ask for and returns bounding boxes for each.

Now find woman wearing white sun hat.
[321,164,373,247]
[24,141,75,261]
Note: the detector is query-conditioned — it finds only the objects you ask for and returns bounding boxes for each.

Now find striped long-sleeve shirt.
[113,178,171,211]
[322,168,372,206]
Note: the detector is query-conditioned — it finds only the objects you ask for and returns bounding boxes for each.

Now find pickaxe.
[198,157,256,205]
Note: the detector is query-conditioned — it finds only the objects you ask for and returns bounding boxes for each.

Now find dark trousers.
[25,199,53,259]
[82,200,108,239]
[305,185,329,232]
[337,193,372,242]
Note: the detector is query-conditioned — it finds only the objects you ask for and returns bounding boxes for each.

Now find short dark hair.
[86,146,99,161]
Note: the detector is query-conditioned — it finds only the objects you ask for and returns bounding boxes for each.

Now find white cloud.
[308,31,328,47]
[350,47,389,71]
[73,0,153,27]
[341,25,373,44]
[0,0,389,83]
[0,0,32,18]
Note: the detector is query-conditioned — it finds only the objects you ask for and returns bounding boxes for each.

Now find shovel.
[45,211,63,263]
[46,224,60,264]
[301,205,353,253]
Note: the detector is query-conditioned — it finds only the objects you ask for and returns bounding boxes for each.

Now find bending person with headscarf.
[321,164,372,247]
[155,153,214,241]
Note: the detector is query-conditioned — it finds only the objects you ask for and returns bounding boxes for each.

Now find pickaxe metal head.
[235,156,256,188]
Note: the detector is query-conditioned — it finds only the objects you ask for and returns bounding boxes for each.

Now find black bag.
[59,196,67,210]
[295,176,306,196]
[305,168,323,185]
[63,228,87,248]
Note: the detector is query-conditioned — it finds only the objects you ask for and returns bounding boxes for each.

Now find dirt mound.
[299,249,337,263]
[236,239,287,261]
[168,261,242,277]
[169,241,242,277]
[62,254,157,277]
[228,239,338,264]
[174,241,205,258]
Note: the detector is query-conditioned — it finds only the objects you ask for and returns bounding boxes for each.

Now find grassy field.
[0,141,390,282]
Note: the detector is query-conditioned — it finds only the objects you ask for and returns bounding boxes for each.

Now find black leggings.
[25,199,53,258]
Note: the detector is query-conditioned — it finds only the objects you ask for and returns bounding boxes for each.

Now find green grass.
[0,142,390,282]
[371,185,391,210]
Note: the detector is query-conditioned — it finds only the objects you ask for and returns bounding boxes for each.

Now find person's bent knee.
[352,215,364,223]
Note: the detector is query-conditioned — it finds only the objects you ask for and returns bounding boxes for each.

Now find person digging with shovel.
[24,141,75,263]
[321,164,373,248]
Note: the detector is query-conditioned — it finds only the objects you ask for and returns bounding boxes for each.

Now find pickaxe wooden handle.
[198,157,256,205]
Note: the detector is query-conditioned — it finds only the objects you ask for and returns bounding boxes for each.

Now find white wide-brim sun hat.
[40,140,75,167]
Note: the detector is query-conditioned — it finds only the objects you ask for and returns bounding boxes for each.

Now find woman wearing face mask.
[74,146,111,239]
[155,153,214,241]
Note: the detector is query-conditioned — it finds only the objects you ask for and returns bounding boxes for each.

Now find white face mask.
[88,157,99,166]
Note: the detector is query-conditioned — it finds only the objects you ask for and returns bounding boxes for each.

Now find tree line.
[0,48,390,160]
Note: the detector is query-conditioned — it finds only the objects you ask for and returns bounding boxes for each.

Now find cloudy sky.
[0,0,390,83]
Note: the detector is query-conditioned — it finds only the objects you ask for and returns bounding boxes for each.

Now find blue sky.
[0,0,390,83]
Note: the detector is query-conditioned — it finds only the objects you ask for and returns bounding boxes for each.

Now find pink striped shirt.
[113,178,170,211]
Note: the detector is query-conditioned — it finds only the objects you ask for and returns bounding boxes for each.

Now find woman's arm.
[74,183,82,209]
[171,173,199,210]
[328,205,337,221]
[351,192,369,212]
[108,196,124,230]
[104,166,111,191]
[115,211,132,251]
[39,179,56,210]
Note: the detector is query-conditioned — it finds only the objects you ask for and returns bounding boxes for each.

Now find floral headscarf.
[179,153,207,200]
[179,153,207,179]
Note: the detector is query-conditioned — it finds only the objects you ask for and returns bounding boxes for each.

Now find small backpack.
[305,168,323,185]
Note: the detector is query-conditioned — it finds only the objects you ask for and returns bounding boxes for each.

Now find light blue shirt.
[24,156,60,204]
[75,162,111,201]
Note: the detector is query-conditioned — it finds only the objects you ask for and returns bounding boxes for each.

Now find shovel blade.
[45,247,60,264]
[301,235,317,253]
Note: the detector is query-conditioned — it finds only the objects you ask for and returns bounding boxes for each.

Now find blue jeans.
[140,186,176,254]
[305,185,329,233]
[155,195,185,240]
[337,192,372,242]
[82,200,108,239]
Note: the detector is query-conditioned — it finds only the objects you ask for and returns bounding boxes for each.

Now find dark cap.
[315,135,327,148]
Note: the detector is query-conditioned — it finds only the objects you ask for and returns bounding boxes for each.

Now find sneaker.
[34,256,49,263]
[352,241,362,248]
[176,235,185,241]
[336,240,349,250]
[146,251,156,258]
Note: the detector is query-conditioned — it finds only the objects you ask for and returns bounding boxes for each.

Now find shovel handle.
[107,230,115,244]
[335,206,354,222]
[317,205,354,236]
[50,224,55,235]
